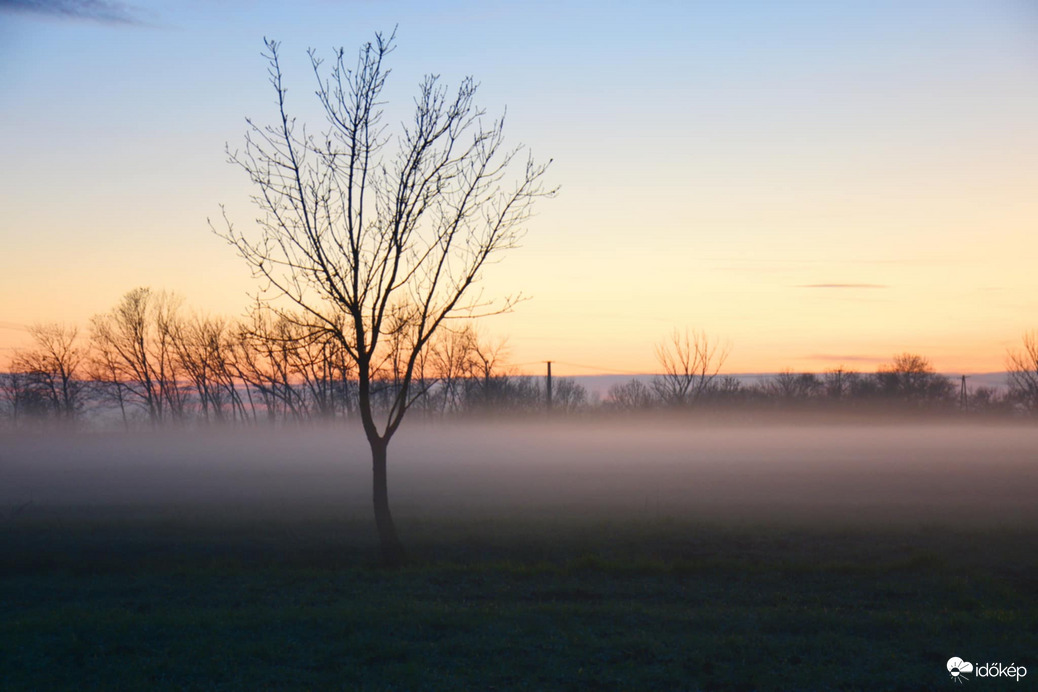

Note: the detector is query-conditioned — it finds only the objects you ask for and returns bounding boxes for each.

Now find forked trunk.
[370,437,405,566]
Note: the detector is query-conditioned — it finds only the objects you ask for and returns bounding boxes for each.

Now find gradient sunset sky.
[2,0,1036,375]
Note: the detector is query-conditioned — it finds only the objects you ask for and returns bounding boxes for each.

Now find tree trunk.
[370,437,405,566]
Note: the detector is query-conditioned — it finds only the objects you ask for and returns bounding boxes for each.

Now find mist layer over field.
[3,422,1035,529]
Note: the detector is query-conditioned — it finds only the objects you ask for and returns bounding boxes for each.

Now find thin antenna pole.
[546,361,553,411]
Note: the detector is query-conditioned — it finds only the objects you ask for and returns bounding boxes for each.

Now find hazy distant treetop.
[652,329,729,407]
[876,352,954,403]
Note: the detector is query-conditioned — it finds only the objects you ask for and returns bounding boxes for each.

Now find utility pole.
[960,375,968,411]
[546,361,553,411]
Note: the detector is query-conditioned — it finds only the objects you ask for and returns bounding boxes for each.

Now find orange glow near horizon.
[2,3,1037,382]
[1,307,1025,379]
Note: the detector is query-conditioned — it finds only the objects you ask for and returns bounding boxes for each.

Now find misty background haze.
[4,423,1036,528]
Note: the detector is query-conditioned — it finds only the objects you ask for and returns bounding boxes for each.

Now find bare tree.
[823,367,853,400]
[152,295,190,419]
[551,378,589,413]
[467,332,513,410]
[227,311,281,423]
[606,378,656,411]
[216,32,554,563]
[10,323,86,422]
[233,308,312,422]
[874,353,954,406]
[429,326,478,415]
[298,332,356,421]
[968,385,1010,414]
[0,371,50,425]
[652,329,730,407]
[1007,331,1038,413]
[89,288,189,424]
[0,373,15,424]
[711,375,747,404]
[766,369,821,402]
[170,314,246,423]
[86,335,132,429]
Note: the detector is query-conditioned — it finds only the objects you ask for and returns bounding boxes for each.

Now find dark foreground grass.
[1,507,1035,691]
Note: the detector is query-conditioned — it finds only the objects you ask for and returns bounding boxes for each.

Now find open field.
[1,422,1036,690]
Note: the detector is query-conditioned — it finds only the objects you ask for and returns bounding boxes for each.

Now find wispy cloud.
[796,283,889,289]
[0,321,29,332]
[0,0,144,25]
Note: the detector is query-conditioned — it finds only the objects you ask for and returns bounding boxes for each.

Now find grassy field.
[2,505,1035,691]
[2,423,1035,689]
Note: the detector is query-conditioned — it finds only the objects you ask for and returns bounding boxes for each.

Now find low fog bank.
[1,421,1035,528]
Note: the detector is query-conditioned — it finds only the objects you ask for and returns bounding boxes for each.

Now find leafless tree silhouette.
[89,288,189,424]
[551,378,590,413]
[170,314,248,423]
[9,323,86,422]
[766,369,821,402]
[467,332,513,409]
[429,326,479,415]
[875,353,954,405]
[607,378,656,411]
[1006,332,1038,413]
[216,32,554,564]
[652,329,730,407]
[823,367,858,400]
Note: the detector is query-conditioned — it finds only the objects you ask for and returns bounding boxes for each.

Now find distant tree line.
[607,330,1032,415]
[607,330,1030,415]
[2,291,1037,428]
[0,288,564,428]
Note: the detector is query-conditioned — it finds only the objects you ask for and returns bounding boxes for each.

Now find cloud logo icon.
[948,657,974,682]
